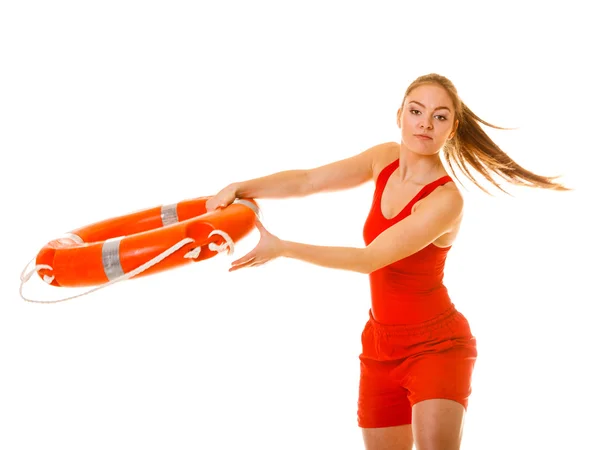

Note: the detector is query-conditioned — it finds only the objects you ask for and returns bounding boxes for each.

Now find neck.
[396,142,445,184]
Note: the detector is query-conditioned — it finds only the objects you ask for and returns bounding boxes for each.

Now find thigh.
[405,312,477,409]
[358,356,412,428]
[362,424,413,450]
[412,399,465,450]
[358,319,412,428]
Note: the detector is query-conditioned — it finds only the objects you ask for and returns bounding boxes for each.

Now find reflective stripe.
[233,199,260,218]
[102,237,125,281]
[63,233,84,244]
[161,203,179,227]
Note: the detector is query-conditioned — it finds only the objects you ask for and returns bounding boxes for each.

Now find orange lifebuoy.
[25,197,259,292]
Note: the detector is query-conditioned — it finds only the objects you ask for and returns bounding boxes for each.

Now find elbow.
[359,247,393,274]
[358,249,377,274]
[359,264,377,275]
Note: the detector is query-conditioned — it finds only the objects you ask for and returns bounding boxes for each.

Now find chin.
[409,139,443,155]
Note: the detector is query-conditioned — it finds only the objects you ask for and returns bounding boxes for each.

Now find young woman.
[205,73,569,450]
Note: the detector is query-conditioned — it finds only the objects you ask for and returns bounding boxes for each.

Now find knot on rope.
[208,229,234,255]
[20,259,54,284]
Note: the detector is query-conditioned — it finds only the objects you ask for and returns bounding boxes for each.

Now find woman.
[205,73,569,450]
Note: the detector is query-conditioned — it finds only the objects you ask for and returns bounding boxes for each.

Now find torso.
[371,142,463,248]
[362,143,461,324]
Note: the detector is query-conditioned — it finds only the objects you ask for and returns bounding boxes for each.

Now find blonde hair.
[402,73,570,194]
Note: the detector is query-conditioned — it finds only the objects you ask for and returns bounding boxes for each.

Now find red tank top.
[363,159,455,325]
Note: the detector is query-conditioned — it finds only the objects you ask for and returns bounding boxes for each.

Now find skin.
[209,84,468,450]
[229,84,462,276]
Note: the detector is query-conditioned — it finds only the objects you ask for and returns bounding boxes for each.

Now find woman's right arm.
[206,142,390,211]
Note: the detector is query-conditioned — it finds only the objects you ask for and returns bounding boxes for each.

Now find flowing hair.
[402,74,571,195]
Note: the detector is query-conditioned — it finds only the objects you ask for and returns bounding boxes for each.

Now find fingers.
[206,198,225,212]
[231,252,256,267]
[229,262,253,272]
[206,188,234,212]
[229,258,261,272]
[205,198,217,212]
[227,219,275,273]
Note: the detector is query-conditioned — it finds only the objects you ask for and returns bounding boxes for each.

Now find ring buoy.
[20,196,260,302]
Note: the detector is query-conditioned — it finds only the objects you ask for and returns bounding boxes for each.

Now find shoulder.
[415,181,464,222]
[370,141,401,181]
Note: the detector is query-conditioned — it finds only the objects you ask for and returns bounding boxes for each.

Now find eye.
[435,115,447,121]
[410,110,421,115]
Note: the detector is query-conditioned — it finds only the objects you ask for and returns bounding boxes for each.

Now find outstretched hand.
[229,219,284,272]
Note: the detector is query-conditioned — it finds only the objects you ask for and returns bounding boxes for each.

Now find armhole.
[411,180,461,215]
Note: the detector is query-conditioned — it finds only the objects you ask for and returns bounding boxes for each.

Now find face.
[397,83,458,155]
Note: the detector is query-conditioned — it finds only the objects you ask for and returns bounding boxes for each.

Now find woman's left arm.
[229,188,463,274]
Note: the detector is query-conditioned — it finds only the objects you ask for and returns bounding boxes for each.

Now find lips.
[414,134,433,140]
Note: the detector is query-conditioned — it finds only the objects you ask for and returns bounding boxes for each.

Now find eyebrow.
[408,101,451,112]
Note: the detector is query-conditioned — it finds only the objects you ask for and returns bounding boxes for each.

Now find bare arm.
[232,169,310,200]
[230,185,464,274]
[233,142,391,199]
[206,142,391,212]
[279,187,463,273]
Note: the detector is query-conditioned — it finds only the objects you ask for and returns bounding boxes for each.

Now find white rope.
[19,228,234,304]
[207,229,235,255]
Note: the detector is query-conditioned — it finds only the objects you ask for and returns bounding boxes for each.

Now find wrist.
[279,240,293,258]
[230,182,243,198]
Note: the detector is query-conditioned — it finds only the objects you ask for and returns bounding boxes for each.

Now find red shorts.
[357,305,477,428]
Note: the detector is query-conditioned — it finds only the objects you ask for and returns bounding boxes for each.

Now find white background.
[1,1,598,449]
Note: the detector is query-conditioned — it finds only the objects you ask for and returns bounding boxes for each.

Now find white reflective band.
[161,203,179,227]
[233,199,260,218]
[62,233,84,244]
[102,237,125,281]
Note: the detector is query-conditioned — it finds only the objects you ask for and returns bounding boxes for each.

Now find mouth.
[414,134,433,140]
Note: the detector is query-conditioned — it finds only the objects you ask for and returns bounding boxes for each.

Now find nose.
[420,117,433,129]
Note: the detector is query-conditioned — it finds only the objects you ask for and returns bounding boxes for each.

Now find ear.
[449,119,459,139]
[396,107,403,128]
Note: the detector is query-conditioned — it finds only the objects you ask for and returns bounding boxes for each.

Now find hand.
[206,184,238,212]
[229,219,283,272]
